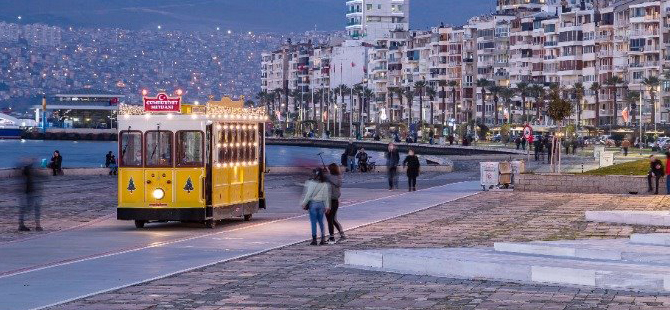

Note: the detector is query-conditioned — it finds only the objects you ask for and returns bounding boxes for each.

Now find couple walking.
[386,143,421,191]
[301,164,346,245]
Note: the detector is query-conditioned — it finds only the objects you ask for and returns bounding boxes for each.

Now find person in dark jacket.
[344,142,357,172]
[521,137,527,150]
[544,136,552,164]
[356,148,369,172]
[105,151,113,167]
[386,143,400,190]
[18,159,41,231]
[49,150,63,176]
[648,155,665,195]
[534,138,542,161]
[402,149,420,192]
[325,164,345,243]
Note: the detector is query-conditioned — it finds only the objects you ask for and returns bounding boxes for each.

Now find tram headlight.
[152,188,165,200]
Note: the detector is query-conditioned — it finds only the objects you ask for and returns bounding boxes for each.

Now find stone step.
[630,233,670,246]
[585,211,670,226]
[344,248,670,292]
[494,239,670,263]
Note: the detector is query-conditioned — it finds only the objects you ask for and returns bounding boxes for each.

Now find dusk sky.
[0,0,495,32]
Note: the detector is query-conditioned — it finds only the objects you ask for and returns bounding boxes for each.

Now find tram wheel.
[205,219,216,229]
[244,214,253,221]
[134,220,146,228]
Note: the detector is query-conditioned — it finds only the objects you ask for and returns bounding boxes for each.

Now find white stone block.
[531,266,596,286]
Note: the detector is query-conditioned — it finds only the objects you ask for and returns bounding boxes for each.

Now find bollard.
[581,163,584,173]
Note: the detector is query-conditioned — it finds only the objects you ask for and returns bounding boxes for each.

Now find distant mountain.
[0,0,493,32]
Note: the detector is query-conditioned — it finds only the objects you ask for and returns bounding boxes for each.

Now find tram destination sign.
[144,93,181,113]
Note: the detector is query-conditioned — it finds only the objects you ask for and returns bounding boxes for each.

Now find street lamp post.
[639,86,643,150]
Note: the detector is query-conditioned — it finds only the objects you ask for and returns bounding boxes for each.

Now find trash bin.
[480,162,499,190]
[499,162,512,188]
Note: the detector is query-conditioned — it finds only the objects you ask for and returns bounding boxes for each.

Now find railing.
[598,50,613,57]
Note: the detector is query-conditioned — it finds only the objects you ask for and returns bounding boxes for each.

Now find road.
[0,172,478,310]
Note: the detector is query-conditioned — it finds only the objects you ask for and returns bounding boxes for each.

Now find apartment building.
[346,0,410,41]
[263,0,670,130]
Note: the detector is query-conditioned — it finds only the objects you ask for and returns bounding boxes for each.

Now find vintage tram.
[117,94,267,228]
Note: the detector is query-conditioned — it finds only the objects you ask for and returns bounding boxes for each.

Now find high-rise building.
[346,0,410,42]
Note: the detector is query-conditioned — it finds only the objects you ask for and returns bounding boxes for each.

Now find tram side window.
[177,131,203,167]
[120,131,142,167]
[145,131,173,167]
[217,124,227,164]
[249,126,257,162]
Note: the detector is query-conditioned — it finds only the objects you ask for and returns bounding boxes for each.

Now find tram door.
[205,124,213,214]
[258,124,265,209]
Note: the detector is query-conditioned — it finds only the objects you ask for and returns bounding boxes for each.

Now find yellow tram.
[117,94,267,228]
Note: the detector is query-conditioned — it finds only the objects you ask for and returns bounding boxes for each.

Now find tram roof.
[118,96,267,122]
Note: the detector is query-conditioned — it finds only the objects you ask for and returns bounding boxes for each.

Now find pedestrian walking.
[515,136,521,150]
[647,155,665,195]
[325,164,345,244]
[521,136,527,150]
[572,139,578,155]
[403,149,420,192]
[386,143,400,190]
[345,141,357,172]
[622,139,631,156]
[534,138,542,161]
[301,169,331,245]
[109,155,118,175]
[565,139,571,155]
[105,151,113,168]
[18,159,42,232]
[545,136,552,164]
[48,150,63,176]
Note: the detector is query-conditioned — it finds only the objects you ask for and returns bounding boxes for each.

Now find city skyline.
[0,0,493,32]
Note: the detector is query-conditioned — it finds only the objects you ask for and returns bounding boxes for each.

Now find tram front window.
[177,131,203,167]
[120,131,142,167]
[145,131,173,167]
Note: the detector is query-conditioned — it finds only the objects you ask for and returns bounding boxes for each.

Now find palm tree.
[606,76,624,126]
[414,80,427,126]
[528,84,543,123]
[404,88,414,124]
[476,78,490,125]
[448,80,458,123]
[387,86,399,123]
[627,90,640,125]
[256,90,268,110]
[499,87,515,124]
[393,87,406,124]
[642,76,660,127]
[487,84,502,125]
[590,82,601,127]
[352,84,364,127]
[363,87,374,124]
[573,82,585,130]
[516,82,529,123]
[438,80,448,125]
[272,88,282,119]
[426,86,437,125]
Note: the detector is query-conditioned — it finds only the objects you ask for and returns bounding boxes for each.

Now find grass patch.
[582,158,665,176]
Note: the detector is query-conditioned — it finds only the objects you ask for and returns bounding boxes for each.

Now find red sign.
[523,125,533,140]
[143,93,181,113]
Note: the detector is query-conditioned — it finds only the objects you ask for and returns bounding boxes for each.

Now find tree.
[499,87,515,124]
[573,82,585,130]
[590,82,601,127]
[414,80,427,126]
[606,76,624,126]
[487,84,501,125]
[438,80,448,125]
[448,80,458,123]
[529,84,545,124]
[516,82,530,123]
[642,76,660,126]
[476,78,490,125]
[363,87,374,124]
[627,90,640,125]
[426,86,437,125]
[388,86,399,123]
[392,87,406,124]
[404,89,414,125]
[256,90,269,110]
[547,87,573,173]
